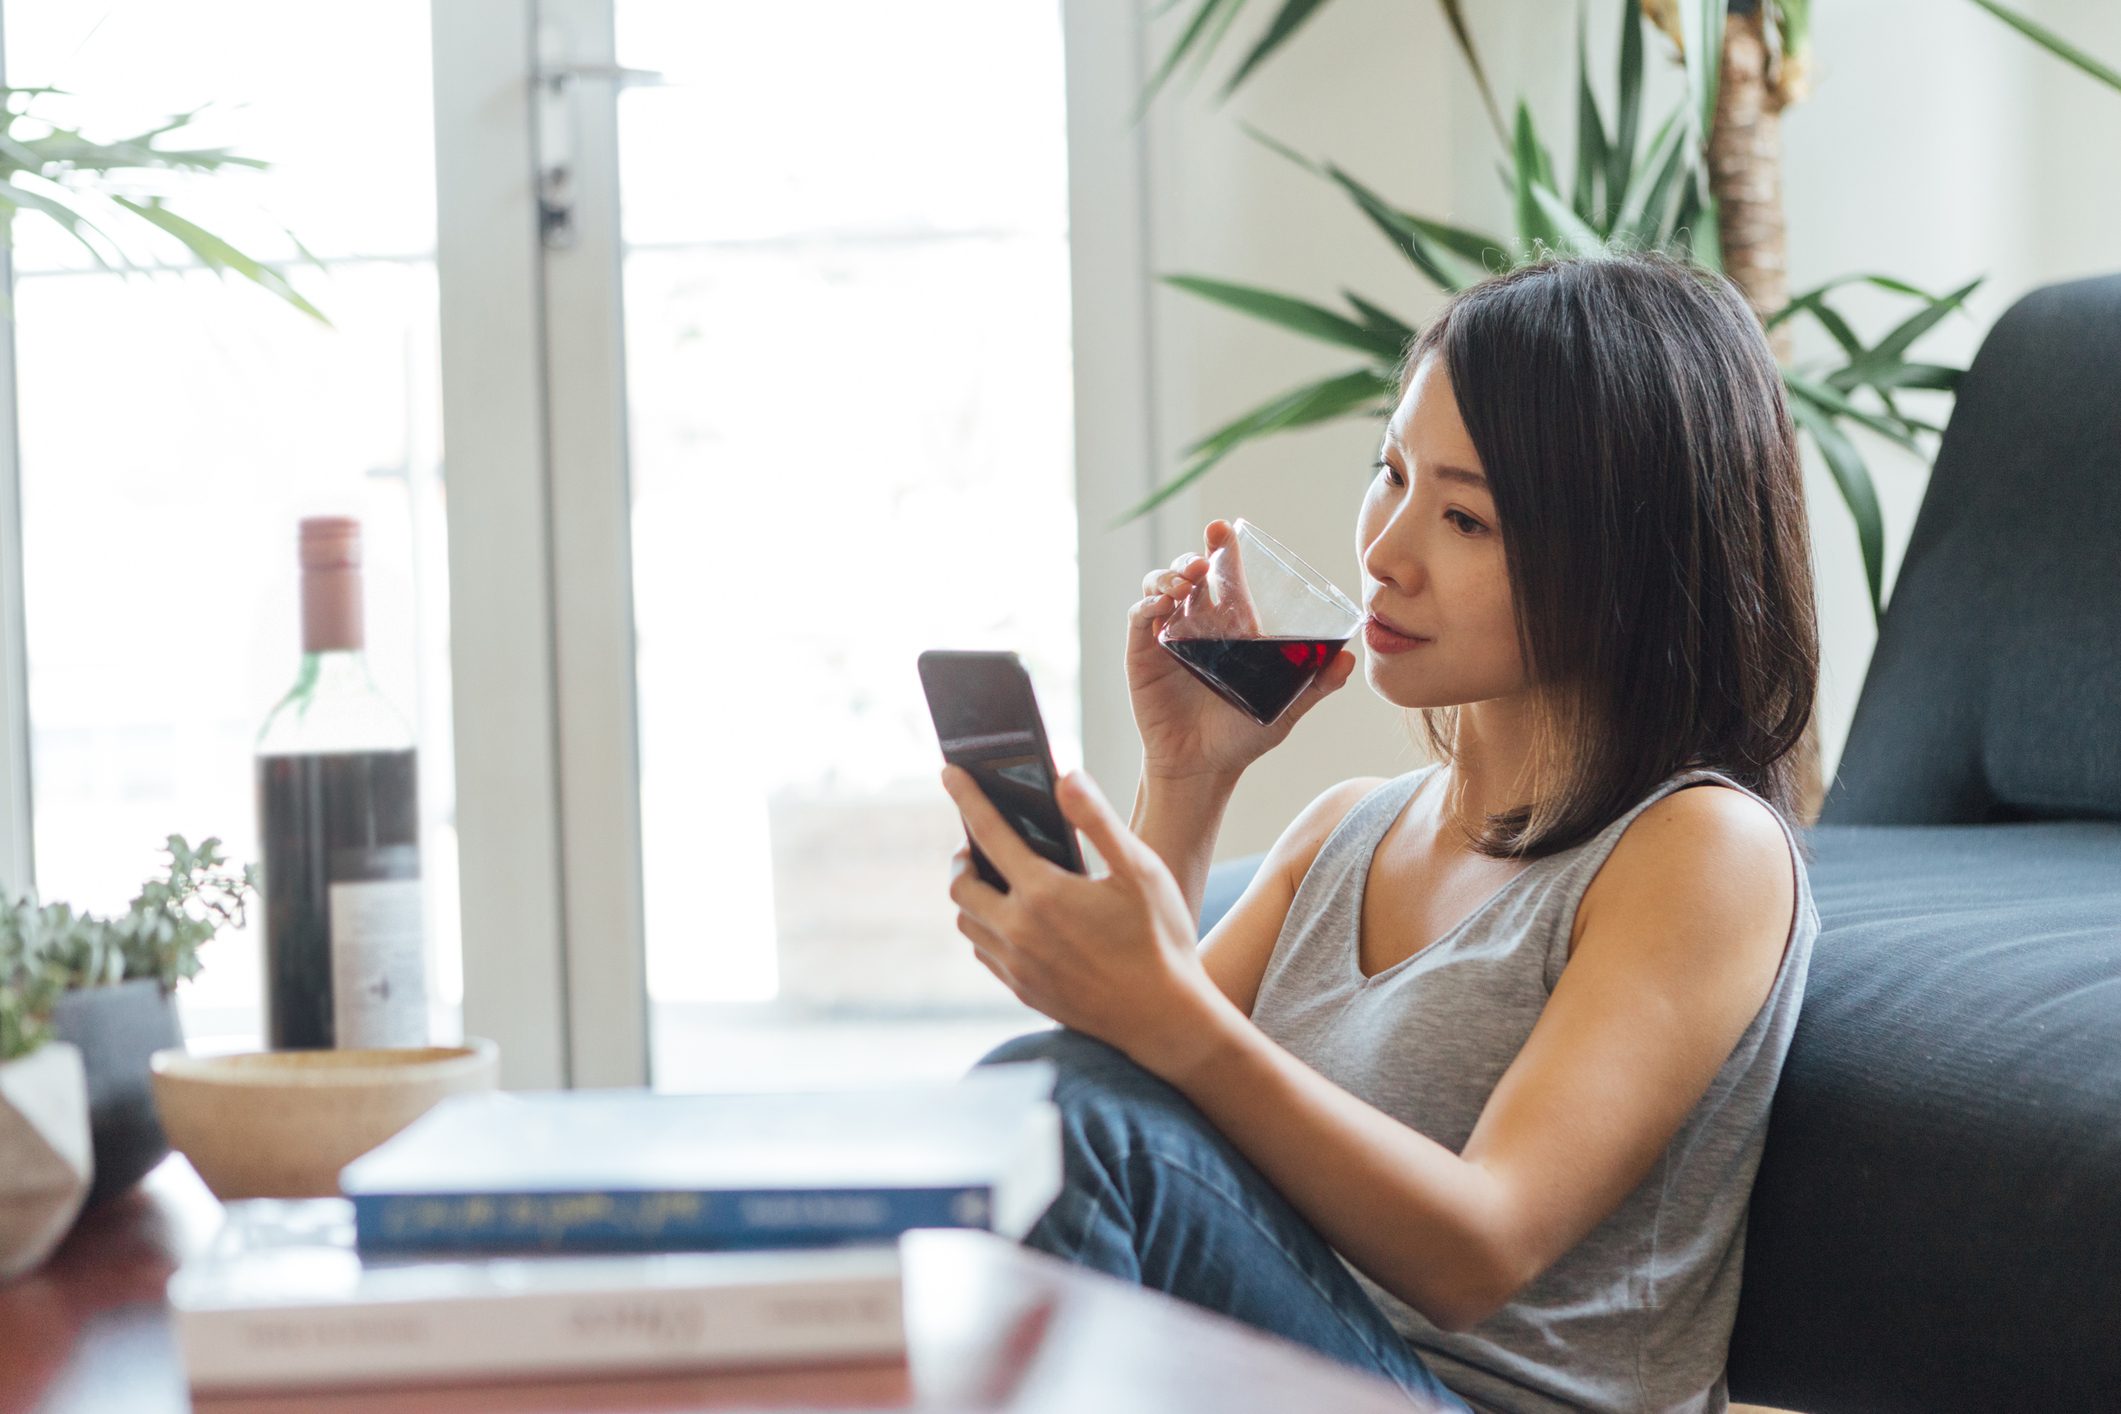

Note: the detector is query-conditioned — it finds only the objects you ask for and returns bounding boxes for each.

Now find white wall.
[1079,0,2121,859]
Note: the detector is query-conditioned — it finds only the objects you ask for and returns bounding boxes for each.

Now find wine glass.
[1156,518,1363,726]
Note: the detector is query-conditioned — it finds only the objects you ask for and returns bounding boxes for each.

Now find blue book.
[338,1060,1060,1257]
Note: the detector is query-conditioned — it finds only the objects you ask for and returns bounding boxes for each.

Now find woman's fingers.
[1129,524,1223,637]
[1055,770,1152,883]
[1140,561,1206,600]
[941,767,1047,897]
[953,904,1009,955]
[1280,647,1358,727]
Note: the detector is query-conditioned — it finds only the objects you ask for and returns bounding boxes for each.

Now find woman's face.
[1357,353,1527,709]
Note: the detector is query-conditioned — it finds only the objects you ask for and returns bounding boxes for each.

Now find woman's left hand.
[941,764,1230,1082]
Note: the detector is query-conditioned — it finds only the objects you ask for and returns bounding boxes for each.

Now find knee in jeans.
[974,1025,1074,1070]
[975,1027,1160,1097]
[979,1026,1139,1072]
[975,1027,1208,1155]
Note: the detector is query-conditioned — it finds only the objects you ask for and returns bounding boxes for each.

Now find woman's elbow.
[1426,1222,1534,1334]
[1427,1269,1522,1334]
[1399,1237,1525,1335]
[1431,1277,1515,1334]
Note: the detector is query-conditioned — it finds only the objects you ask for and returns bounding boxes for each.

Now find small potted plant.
[0,923,90,1279]
[3,836,256,1206]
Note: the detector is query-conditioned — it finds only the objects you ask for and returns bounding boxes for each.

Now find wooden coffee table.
[0,1158,1451,1412]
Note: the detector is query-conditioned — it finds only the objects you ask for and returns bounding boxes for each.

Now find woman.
[940,249,1819,1414]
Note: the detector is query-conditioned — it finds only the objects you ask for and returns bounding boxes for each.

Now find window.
[1,0,460,1047]
[607,3,1078,1085]
[1,0,1123,1085]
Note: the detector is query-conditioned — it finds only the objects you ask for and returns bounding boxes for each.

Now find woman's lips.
[1362,614,1431,654]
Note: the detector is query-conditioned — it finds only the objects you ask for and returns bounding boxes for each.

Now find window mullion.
[432,0,574,1088]
[0,236,33,901]
[537,0,650,1089]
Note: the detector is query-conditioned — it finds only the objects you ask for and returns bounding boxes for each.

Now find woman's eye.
[1372,458,1403,488]
[1444,509,1485,535]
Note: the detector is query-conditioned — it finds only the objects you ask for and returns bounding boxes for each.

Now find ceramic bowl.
[149,1040,499,1201]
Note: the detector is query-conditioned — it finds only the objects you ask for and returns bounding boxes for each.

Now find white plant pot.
[0,1042,94,1281]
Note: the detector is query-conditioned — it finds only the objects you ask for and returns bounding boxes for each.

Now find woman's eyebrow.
[1381,432,1489,489]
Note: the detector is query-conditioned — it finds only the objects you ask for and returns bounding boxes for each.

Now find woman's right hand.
[1126,519,1358,783]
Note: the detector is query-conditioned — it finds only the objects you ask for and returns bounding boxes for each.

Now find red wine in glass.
[1162,636,1347,726]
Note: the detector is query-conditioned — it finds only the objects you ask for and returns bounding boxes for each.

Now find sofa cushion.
[1727,819,2121,1412]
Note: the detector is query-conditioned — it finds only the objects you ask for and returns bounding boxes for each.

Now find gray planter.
[48,979,183,1205]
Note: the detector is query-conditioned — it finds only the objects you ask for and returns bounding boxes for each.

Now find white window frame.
[1062,0,1180,802]
[0,24,35,897]
[431,0,647,1090]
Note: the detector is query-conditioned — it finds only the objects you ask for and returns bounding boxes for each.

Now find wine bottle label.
[328,843,427,1049]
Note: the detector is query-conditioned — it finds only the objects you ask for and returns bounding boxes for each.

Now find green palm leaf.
[1825,277,1980,392]
[1513,102,1559,249]
[1221,0,1334,99]
[1783,372,1922,453]
[1574,6,1610,225]
[1341,291,1417,351]
[1248,119,1503,280]
[1775,292,1865,357]
[1606,0,1646,204]
[1615,110,1688,243]
[112,196,329,325]
[1528,179,1605,256]
[0,177,121,268]
[1135,0,1250,120]
[1677,0,1725,142]
[1437,0,1507,143]
[1965,0,2121,92]
[1789,395,1886,619]
[1159,274,1405,359]
[1318,158,1494,290]
[2,86,325,324]
[1112,369,1391,527]
[1769,272,1944,326]
[1678,172,1720,269]
[1857,362,1962,394]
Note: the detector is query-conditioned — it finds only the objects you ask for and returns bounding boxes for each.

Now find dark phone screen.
[921,653,1082,885]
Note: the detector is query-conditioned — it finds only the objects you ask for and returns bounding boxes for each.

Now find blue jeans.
[974,1027,1475,1410]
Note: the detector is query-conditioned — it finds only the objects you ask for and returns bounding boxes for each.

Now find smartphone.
[918,649,1086,893]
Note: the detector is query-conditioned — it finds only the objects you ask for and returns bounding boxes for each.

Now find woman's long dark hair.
[1398,249,1818,859]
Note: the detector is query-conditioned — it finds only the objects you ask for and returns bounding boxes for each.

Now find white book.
[169,1198,905,1393]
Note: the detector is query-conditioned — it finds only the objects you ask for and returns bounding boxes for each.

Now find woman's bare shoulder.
[1262,774,1401,889]
[1574,781,1796,965]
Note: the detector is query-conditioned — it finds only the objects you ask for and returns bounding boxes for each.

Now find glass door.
[549,1,1082,1089]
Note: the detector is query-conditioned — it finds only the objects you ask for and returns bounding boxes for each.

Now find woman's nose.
[1362,517,1424,595]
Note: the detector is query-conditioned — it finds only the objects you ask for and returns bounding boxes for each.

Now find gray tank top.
[1249,762,1816,1414]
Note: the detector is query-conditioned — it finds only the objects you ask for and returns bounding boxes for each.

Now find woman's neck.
[1439,698,1540,838]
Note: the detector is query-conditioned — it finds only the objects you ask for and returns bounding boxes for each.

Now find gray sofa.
[1196,273,2121,1412]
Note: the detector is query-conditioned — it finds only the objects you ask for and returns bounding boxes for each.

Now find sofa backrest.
[1820,272,2121,826]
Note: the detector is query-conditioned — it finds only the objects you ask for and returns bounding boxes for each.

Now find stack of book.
[166,1059,1060,1395]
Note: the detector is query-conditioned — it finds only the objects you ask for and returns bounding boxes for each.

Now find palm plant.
[0,85,325,323]
[1131,0,2119,627]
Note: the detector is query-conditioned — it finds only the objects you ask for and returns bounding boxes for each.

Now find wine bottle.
[256,517,425,1050]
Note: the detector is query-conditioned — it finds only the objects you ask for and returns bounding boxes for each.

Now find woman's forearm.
[1128,768,1239,926]
[1156,994,1514,1334]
